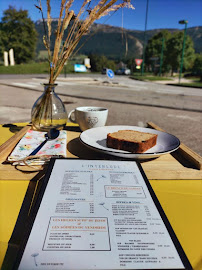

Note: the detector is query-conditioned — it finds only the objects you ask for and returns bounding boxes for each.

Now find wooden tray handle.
[0,124,32,163]
[147,122,202,170]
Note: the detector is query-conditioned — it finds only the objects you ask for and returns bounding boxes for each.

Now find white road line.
[12,82,38,88]
[28,82,41,86]
[167,114,199,121]
[57,82,77,86]
[128,85,148,90]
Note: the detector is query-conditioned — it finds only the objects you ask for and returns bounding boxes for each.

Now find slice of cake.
[107,130,157,153]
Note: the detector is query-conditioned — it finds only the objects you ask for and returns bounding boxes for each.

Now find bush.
[191,54,202,81]
[89,54,115,72]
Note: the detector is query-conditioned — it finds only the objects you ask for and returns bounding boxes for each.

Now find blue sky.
[0,0,201,30]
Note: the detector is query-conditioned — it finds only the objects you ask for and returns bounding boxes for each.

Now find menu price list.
[43,217,110,251]
[17,159,191,270]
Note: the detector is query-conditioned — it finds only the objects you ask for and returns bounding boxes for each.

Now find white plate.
[80,126,180,159]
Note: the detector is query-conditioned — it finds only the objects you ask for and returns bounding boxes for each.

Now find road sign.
[74,64,87,72]
[135,59,143,69]
[135,59,143,66]
[149,57,159,61]
[107,69,114,79]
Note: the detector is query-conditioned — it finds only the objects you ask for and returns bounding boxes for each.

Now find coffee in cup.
[68,106,108,131]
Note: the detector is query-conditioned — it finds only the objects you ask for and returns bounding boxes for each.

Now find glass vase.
[31,84,67,131]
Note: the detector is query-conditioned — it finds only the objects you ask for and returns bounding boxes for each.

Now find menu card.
[16,159,191,269]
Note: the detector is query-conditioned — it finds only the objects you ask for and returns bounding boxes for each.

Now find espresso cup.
[68,106,108,131]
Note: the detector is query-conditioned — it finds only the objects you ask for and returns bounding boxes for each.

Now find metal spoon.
[12,129,60,166]
[29,128,60,156]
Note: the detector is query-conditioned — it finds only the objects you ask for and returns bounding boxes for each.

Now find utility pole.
[159,37,165,76]
[178,20,188,84]
[141,0,149,76]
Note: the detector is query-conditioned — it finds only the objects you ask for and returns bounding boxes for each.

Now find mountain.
[34,22,202,59]
[187,26,202,53]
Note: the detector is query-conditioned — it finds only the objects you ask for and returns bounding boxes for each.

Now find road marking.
[28,82,41,86]
[12,82,38,88]
[155,89,183,95]
[57,82,78,86]
[167,114,199,121]
[128,85,148,90]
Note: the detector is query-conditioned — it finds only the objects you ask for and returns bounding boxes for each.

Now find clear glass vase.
[31,84,67,131]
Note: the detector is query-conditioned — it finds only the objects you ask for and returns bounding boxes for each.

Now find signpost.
[159,37,165,76]
[135,59,143,69]
[178,20,188,84]
[106,69,114,79]
[84,58,91,69]
[74,64,87,72]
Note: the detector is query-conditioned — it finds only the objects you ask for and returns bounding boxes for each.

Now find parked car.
[115,68,131,75]
[101,68,107,74]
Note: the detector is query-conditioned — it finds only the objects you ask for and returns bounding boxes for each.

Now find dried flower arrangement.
[35,0,134,84]
[31,0,134,131]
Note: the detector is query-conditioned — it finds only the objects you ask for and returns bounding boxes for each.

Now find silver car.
[115,68,131,75]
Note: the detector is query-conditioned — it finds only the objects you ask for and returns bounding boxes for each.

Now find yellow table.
[0,123,202,269]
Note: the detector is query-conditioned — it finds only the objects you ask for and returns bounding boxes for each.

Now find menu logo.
[82,164,120,169]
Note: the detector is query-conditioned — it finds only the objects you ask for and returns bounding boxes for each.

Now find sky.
[0,0,201,31]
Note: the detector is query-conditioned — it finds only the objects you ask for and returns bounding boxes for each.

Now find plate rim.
[79,125,180,157]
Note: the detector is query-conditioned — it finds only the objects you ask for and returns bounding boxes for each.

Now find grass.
[130,74,172,81]
[0,62,49,74]
[130,73,202,88]
[181,82,202,88]
[173,77,202,88]
[172,81,202,88]
[0,62,74,74]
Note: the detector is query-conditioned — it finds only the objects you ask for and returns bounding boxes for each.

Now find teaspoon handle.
[29,138,48,156]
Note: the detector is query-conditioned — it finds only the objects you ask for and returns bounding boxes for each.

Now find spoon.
[12,129,60,166]
[29,128,60,156]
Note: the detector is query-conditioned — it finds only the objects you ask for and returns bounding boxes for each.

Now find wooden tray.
[141,122,202,180]
[0,123,201,180]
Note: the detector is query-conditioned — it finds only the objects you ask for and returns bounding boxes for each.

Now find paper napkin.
[8,129,67,164]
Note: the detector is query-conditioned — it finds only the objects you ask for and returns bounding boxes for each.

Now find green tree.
[192,54,202,81]
[165,31,195,76]
[145,30,171,73]
[0,29,8,59]
[1,6,37,64]
[89,54,115,72]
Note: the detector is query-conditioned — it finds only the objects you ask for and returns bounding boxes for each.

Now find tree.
[1,6,37,64]
[0,29,8,59]
[165,31,195,76]
[145,30,171,73]
[192,54,202,81]
[89,54,116,72]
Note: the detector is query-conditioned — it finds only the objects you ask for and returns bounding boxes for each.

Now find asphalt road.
[0,74,201,155]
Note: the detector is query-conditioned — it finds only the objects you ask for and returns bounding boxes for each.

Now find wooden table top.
[0,122,201,269]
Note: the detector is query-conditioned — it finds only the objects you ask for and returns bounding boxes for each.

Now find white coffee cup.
[68,106,108,131]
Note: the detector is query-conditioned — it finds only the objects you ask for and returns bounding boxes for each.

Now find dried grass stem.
[37,0,134,84]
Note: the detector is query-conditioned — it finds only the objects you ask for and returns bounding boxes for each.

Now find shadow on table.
[2,124,26,134]
[67,137,157,163]
[64,125,81,132]
[171,150,200,169]
[2,124,82,134]
[67,128,200,169]
[67,137,106,160]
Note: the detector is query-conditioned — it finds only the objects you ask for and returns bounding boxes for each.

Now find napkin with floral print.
[8,129,67,164]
